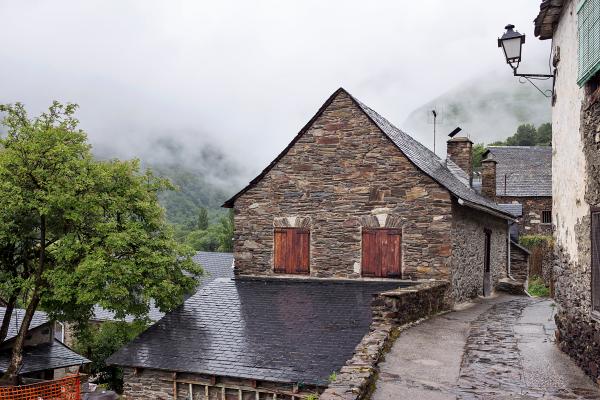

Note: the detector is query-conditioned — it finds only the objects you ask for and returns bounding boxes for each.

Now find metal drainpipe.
[507,221,516,280]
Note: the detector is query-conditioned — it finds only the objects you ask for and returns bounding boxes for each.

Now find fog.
[0,1,551,182]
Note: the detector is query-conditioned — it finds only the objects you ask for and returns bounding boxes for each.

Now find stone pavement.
[372,294,600,400]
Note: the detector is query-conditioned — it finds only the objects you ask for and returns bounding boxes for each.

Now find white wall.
[552,0,588,262]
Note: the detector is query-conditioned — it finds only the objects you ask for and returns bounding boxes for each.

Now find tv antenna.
[427,105,445,154]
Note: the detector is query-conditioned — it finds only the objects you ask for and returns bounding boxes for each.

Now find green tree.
[0,102,201,383]
[185,225,221,251]
[472,143,486,169]
[505,123,537,146]
[218,209,234,252]
[536,122,552,146]
[197,207,209,230]
[74,320,147,392]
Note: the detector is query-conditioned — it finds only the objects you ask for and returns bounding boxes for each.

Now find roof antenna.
[431,110,437,154]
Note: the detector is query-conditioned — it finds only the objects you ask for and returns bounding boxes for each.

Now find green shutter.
[578,0,600,86]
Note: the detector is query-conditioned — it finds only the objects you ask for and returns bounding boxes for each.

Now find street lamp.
[498,24,555,97]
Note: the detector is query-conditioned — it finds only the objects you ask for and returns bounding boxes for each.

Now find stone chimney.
[447,136,473,184]
[481,158,497,198]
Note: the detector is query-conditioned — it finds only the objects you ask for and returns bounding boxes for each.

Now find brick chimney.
[481,158,497,198]
[447,136,473,184]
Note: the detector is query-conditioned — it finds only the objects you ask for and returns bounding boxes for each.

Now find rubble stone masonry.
[232,91,454,281]
[554,86,600,384]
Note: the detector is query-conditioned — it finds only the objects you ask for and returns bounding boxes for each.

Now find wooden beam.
[172,372,177,400]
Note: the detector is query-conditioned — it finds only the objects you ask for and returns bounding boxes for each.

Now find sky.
[0,1,551,179]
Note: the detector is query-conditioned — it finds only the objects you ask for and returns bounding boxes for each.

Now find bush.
[519,235,554,250]
[74,320,148,393]
[528,276,550,297]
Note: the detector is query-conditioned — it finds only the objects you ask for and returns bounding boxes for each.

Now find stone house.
[479,146,552,238]
[533,0,600,384]
[108,89,518,399]
[0,307,89,382]
[224,88,515,301]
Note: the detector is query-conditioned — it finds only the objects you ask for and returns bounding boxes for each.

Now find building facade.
[534,0,600,383]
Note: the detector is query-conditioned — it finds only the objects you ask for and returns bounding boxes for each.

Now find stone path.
[372,294,600,400]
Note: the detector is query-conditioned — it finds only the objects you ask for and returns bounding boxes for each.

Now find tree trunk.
[0,294,18,343]
[1,215,46,385]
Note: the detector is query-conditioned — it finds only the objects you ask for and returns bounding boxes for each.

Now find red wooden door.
[362,228,401,278]
[273,228,310,274]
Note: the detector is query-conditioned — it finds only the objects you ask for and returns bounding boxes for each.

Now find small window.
[273,228,309,274]
[362,228,402,278]
[542,210,552,224]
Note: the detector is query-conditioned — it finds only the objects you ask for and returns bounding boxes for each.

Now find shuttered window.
[592,209,600,313]
[577,0,600,86]
[361,228,402,278]
[273,228,310,274]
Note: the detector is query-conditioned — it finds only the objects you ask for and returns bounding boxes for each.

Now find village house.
[533,0,600,384]
[479,146,552,237]
[108,88,522,400]
[0,307,89,382]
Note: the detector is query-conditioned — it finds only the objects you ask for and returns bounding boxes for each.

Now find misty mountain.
[403,72,552,153]
[94,137,242,226]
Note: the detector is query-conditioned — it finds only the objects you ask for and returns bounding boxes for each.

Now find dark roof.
[483,146,552,197]
[534,0,566,40]
[0,307,50,342]
[92,251,233,322]
[498,203,523,217]
[107,278,409,386]
[223,88,513,220]
[0,340,90,375]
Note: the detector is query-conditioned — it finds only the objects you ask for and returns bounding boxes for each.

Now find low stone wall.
[510,241,530,282]
[320,281,450,400]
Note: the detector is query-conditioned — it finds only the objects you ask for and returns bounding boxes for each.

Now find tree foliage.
[472,143,486,169]
[74,320,147,393]
[0,101,201,382]
[490,123,552,147]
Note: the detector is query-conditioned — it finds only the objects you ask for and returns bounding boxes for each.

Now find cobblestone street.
[373,295,600,400]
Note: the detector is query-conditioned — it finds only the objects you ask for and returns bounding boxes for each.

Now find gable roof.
[483,146,552,197]
[0,340,90,375]
[107,278,409,386]
[223,88,514,220]
[0,307,50,342]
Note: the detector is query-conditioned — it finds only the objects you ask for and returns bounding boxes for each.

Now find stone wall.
[121,368,319,400]
[320,281,451,400]
[450,201,508,302]
[495,196,553,236]
[232,91,454,280]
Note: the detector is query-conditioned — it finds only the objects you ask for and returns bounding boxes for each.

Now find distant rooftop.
[108,278,409,386]
[0,307,49,342]
[483,146,552,197]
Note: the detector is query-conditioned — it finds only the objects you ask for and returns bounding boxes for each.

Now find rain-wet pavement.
[372,294,600,400]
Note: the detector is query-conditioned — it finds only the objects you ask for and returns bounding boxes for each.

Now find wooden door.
[273,228,310,274]
[592,208,600,314]
[362,228,402,278]
[483,229,492,297]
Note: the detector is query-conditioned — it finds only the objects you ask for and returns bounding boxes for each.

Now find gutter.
[457,198,516,222]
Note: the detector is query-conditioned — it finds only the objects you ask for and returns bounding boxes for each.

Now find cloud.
[0,0,551,180]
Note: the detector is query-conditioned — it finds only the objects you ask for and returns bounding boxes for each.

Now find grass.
[328,372,337,382]
[528,276,550,297]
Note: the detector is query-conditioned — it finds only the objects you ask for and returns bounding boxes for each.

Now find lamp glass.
[501,36,522,63]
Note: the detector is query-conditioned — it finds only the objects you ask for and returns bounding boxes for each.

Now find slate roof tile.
[0,307,49,342]
[107,279,409,386]
[0,340,90,374]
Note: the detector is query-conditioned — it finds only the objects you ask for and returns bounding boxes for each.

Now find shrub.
[519,235,554,250]
[528,276,550,297]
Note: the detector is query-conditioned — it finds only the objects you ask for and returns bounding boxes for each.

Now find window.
[273,228,310,274]
[361,228,402,278]
[592,208,600,314]
[577,0,600,86]
[542,210,552,224]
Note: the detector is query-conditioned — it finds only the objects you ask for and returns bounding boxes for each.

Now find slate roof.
[534,0,566,40]
[0,307,50,342]
[107,278,409,386]
[483,146,552,197]
[0,340,90,375]
[223,88,514,220]
[498,203,523,217]
[92,251,233,322]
